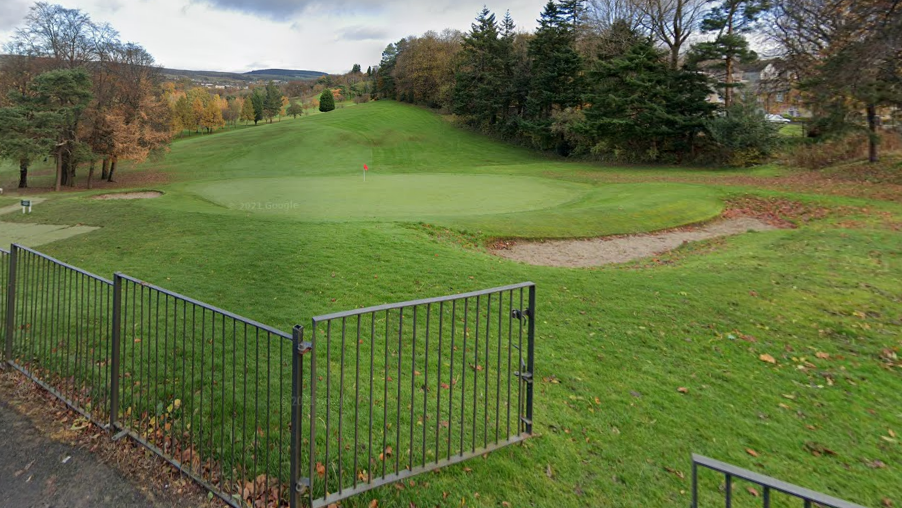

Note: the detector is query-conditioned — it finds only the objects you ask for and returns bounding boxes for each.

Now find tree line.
[0,2,172,190]
[373,0,901,164]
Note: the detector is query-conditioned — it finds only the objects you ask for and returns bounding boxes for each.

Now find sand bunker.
[492,217,777,268]
[91,191,163,200]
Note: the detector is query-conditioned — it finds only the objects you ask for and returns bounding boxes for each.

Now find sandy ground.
[492,217,777,268]
[91,191,163,200]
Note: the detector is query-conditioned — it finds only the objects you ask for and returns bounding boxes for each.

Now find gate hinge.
[514,370,533,383]
[297,342,313,355]
[510,307,532,320]
[295,477,311,493]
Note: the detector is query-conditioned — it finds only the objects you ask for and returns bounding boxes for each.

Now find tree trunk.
[866,103,878,163]
[67,157,76,187]
[88,160,95,189]
[18,160,28,188]
[60,150,70,187]
[101,157,110,180]
[55,152,62,192]
[107,156,117,182]
[724,55,733,108]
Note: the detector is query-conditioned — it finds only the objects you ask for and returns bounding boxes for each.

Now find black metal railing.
[112,273,295,508]
[4,245,113,427]
[303,283,536,507]
[691,454,869,508]
[2,243,535,508]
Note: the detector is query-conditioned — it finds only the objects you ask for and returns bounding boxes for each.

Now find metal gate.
[295,282,536,507]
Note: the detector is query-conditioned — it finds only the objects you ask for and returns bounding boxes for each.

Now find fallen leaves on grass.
[759,354,777,364]
[747,487,760,497]
[816,352,830,360]
[805,442,838,457]
[677,387,689,394]
[746,448,759,458]
[664,466,685,479]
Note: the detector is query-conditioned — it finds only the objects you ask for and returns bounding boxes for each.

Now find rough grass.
[0,101,900,507]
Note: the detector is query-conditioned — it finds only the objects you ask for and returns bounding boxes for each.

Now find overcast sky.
[0,0,550,74]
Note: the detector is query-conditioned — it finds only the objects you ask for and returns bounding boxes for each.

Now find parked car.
[765,114,791,124]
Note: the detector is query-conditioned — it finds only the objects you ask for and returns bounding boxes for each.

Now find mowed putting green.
[186,174,723,237]
[189,174,585,219]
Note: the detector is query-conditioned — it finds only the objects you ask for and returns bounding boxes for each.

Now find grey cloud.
[337,25,388,41]
[201,0,385,20]
[0,0,31,31]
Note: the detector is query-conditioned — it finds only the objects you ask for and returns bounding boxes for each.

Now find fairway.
[189,174,587,219]
[0,101,899,508]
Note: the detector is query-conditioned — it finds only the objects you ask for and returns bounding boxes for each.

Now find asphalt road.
[0,397,154,508]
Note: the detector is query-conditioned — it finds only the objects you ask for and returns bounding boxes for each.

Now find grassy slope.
[1,101,900,507]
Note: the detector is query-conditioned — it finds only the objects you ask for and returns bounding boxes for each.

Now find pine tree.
[582,38,714,161]
[319,89,336,112]
[263,81,283,123]
[687,0,770,107]
[453,7,503,126]
[526,0,586,151]
[250,88,265,125]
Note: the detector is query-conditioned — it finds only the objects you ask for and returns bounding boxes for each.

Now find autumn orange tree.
[0,2,172,189]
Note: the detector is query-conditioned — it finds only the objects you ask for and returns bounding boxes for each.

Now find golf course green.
[0,100,899,508]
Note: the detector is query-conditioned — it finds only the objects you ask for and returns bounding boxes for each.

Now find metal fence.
[111,273,295,508]
[4,245,113,427]
[691,454,868,508]
[0,243,535,508]
[303,283,536,507]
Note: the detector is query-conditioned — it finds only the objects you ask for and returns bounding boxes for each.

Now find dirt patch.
[91,191,163,200]
[492,217,777,268]
[490,196,868,268]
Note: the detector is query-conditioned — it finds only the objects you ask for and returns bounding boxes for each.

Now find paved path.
[0,397,155,508]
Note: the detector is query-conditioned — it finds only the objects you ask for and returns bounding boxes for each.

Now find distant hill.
[161,67,327,83]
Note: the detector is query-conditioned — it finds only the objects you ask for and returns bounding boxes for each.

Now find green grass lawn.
[0,101,900,507]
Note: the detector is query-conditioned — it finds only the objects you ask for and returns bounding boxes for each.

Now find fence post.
[290,325,304,508]
[525,284,536,435]
[109,273,122,431]
[4,245,18,362]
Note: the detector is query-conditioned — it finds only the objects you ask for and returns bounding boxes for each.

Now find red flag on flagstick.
[364,164,369,171]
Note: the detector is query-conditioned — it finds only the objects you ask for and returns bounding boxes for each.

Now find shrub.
[319,89,335,112]
[783,130,902,169]
[704,100,782,166]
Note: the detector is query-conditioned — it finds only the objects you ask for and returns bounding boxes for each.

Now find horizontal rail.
[313,435,528,508]
[312,282,536,322]
[16,244,113,285]
[6,361,109,430]
[692,454,868,508]
[116,273,291,340]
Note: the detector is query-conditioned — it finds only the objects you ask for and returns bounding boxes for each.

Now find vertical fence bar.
[725,473,732,508]
[691,460,698,508]
[110,273,122,430]
[4,245,18,362]
[525,285,536,435]
[290,325,303,508]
